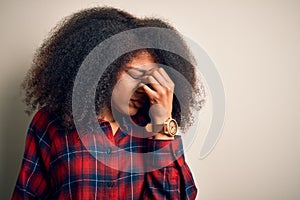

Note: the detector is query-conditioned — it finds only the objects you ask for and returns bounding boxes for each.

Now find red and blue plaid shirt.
[12,108,197,199]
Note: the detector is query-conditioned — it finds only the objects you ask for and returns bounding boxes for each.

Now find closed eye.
[124,67,147,80]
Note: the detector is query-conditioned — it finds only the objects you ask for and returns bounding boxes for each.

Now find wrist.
[152,116,168,124]
[153,132,175,140]
[146,116,178,138]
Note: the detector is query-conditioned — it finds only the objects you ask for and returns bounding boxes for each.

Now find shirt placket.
[99,122,119,199]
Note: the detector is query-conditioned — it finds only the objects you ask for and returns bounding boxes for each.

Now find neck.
[98,107,121,135]
[98,107,115,122]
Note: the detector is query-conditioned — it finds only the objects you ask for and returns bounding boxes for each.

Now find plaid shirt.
[12,108,197,199]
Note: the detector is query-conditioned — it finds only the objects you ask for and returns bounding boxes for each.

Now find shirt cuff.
[145,135,185,170]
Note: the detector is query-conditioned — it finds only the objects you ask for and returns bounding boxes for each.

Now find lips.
[131,98,147,108]
[130,94,149,108]
[130,87,149,108]
[130,99,141,108]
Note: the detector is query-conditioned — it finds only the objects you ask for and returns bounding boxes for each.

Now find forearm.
[142,136,197,199]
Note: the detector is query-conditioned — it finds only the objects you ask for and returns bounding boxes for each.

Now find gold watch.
[163,117,178,137]
[145,118,178,136]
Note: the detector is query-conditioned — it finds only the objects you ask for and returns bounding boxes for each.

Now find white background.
[0,0,299,199]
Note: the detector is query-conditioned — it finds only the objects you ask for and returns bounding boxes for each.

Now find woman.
[12,7,202,199]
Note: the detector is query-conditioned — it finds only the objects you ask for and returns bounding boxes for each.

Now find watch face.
[169,119,178,135]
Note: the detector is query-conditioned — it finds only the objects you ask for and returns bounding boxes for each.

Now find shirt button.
[107,182,114,187]
[106,147,112,154]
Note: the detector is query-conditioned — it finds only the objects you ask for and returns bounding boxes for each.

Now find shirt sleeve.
[11,109,53,199]
[142,136,198,200]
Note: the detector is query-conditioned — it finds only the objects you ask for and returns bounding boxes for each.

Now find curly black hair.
[22,6,205,132]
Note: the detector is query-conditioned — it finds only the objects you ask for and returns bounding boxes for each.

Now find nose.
[135,84,146,94]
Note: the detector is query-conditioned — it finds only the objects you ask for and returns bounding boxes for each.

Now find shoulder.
[29,107,63,143]
[30,107,59,128]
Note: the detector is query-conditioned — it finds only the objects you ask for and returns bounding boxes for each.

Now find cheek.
[111,78,136,111]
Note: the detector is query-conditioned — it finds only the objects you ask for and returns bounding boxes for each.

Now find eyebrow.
[123,66,147,73]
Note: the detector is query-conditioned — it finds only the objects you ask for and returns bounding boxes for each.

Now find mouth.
[129,86,150,109]
[130,98,146,108]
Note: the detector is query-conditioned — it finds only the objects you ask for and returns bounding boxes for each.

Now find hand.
[140,67,175,126]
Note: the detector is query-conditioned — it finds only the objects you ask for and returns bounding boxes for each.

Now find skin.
[102,51,175,140]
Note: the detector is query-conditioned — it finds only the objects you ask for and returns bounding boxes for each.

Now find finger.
[141,75,160,90]
[147,75,165,92]
[152,70,170,90]
[142,84,158,103]
[158,67,173,85]
[135,82,147,93]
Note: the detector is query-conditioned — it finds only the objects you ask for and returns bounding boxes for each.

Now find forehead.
[124,51,159,71]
